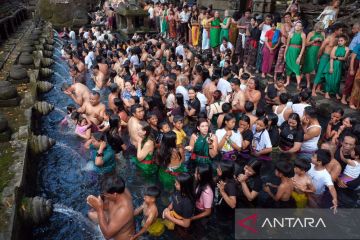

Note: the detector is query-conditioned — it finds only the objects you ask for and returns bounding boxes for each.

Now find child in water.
[156,121,171,146]
[98,109,112,132]
[291,158,316,208]
[263,160,295,208]
[75,115,92,140]
[131,186,161,239]
[60,104,76,126]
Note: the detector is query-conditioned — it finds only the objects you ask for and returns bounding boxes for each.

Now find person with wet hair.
[87,176,135,240]
[162,172,195,228]
[132,186,161,239]
[263,160,295,208]
[237,159,262,207]
[307,149,338,212]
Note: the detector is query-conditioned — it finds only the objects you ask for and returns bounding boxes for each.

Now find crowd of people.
[56,0,360,239]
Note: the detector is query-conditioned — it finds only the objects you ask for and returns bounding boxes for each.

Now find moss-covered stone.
[0,143,15,194]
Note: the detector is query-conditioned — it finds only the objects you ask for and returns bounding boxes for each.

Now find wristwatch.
[97,153,104,157]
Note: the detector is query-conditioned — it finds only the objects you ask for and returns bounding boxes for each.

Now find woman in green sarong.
[284,21,306,90]
[302,22,325,88]
[219,10,231,42]
[156,131,187,190]
[208,11,221,54]
[324,35,349,99]
[131,121,158,175]
[185,119,218,172]
[160,5,168,38]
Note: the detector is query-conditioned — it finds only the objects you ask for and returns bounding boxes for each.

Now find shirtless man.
[92,65,107,90]
[154,59,164,80]
[70,66,86,85]
[312,24,343,96]
[203,73,219,104]
[62,81,90,106]
[230,78,246,112]
[154,43,163,60]
[87,176,135,240]
[321,142,342,182]
[128,104,145,146]
[72,54,86,73]
[97,56,110,77]
[264,161,295,208]
[145,65,157,97]
[78,91,106,126]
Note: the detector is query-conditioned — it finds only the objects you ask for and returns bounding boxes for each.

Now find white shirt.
[260,24,271,43]
[252,129,272,152]
[220,42,234,53]
[175,45,185,59]
[148,7,154,19]
[292,103,310,118]
[83,31,89,39]
[217,78,232,100]
[130,54,139,66]
[196,92,208,112]
[179,11,190,23]
[307,163,333,195]
[344,161,360,179]
[215,128,242,152]
[176,85,189,107]
[88,51,95,62]
[69,30,76,40]
[84,55,93,69]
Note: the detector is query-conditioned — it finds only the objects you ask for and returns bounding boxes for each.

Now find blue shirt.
[122,89,142,100]
[352,44,360,61]
[349,33,360,51]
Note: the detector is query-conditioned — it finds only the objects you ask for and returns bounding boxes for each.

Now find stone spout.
[44,44,54,51]
[41,58,54,67]
[37,81,54,93]
[33,101,54,115]
[20,196,53,225]
[46,39,55,45]
[40,68,54,78]
[43,50,53,58]
[30,134,56,154]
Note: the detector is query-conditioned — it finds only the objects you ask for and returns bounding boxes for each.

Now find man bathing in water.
[128,104,145,147]
[92,64,107,90]
[77,91,106,126]
[62,81,90,106]
[87,176,135,240]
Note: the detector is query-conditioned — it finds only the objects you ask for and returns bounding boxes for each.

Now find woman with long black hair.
[236,159,262,207]
[106,115,126,158]
[168,93,185,123]
[215,113,242,161]
[185,118,218,167]
[191,164,214,222]
[131,121,157,175]
[215,161,237,219]
[279,112,304,153]
[162,172,195,228]
[157,131,187,189]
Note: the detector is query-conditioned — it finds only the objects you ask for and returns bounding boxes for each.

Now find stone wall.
[36,0,98,29]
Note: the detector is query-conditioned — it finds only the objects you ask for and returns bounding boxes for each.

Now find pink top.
[195,185,214,210]
[75,124,88,135]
